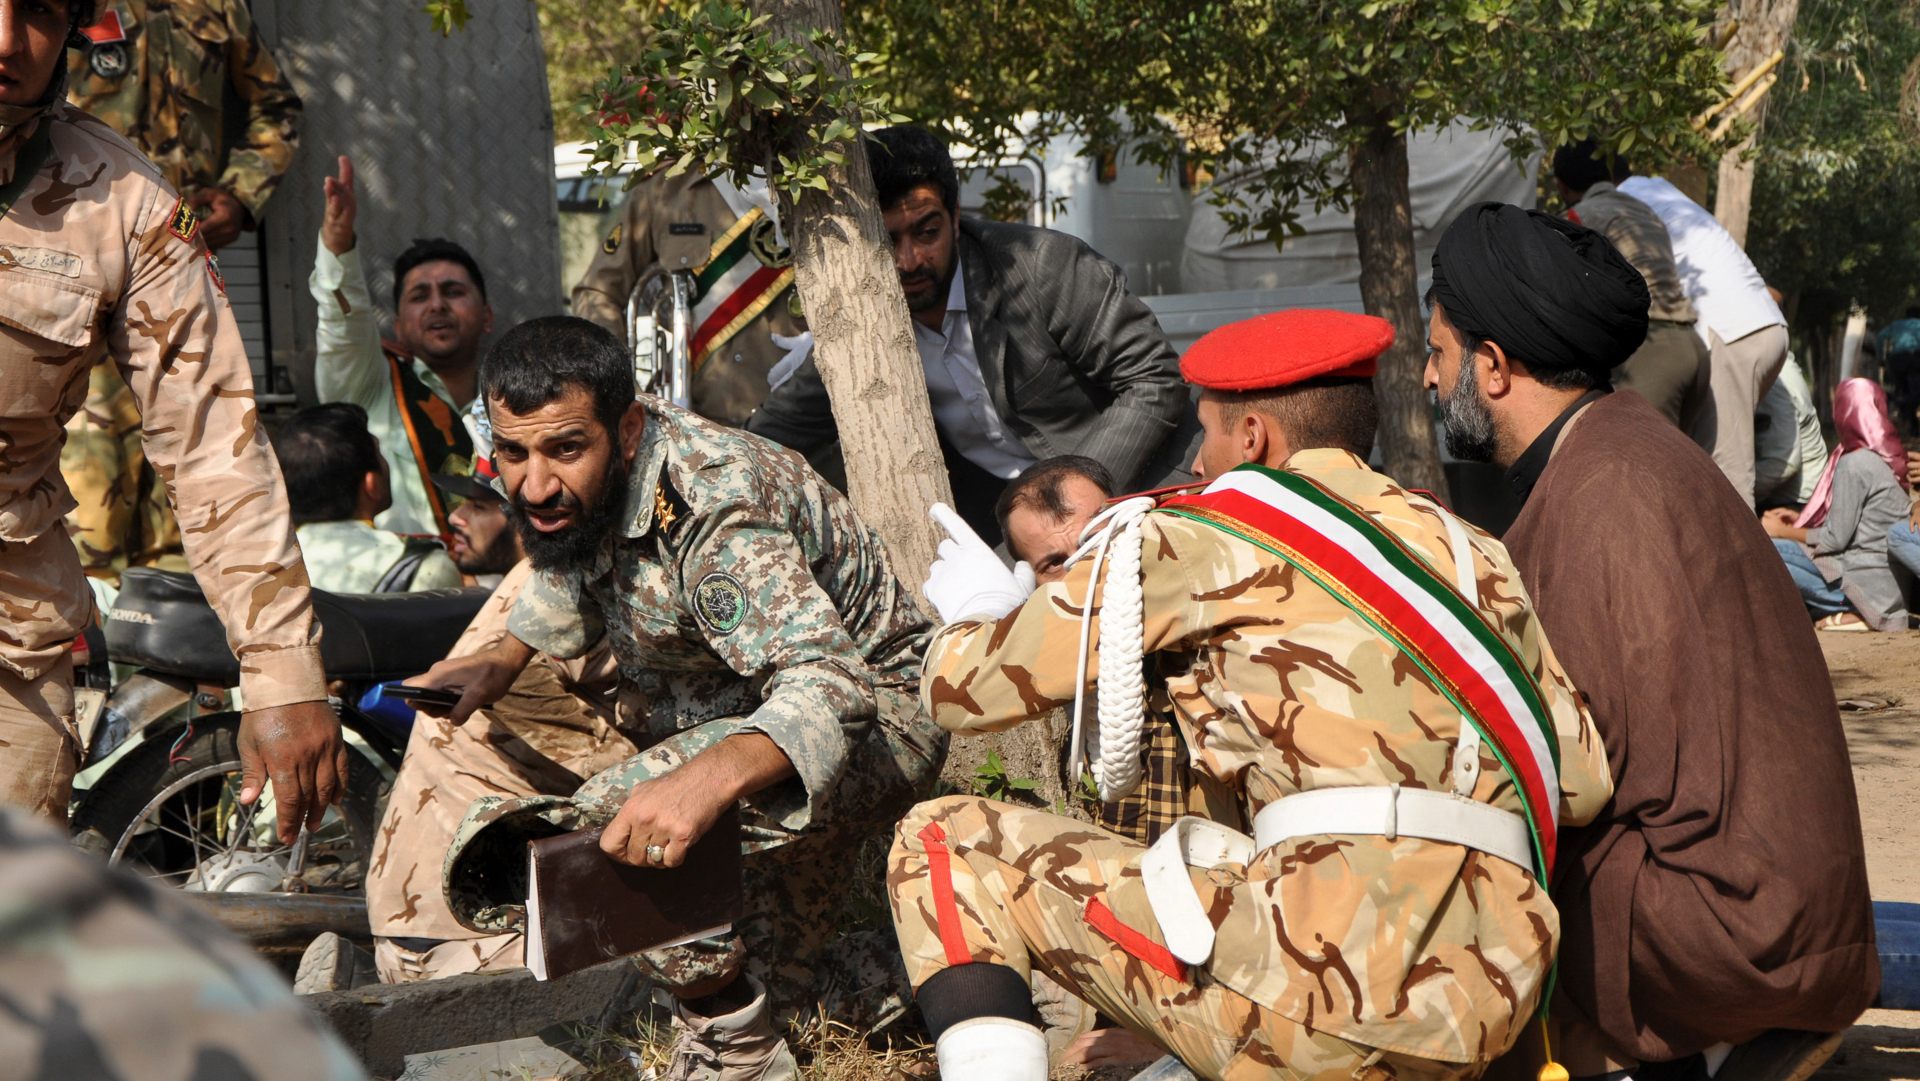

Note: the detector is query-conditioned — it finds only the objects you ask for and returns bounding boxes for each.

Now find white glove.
[767,331,813,390]
[922,503,1037,623]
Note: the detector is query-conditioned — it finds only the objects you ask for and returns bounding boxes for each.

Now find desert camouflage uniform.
[571,172,803,427]
[365,559,632,982]
[0,806,366,1081]
[439,399,945,1024]
[891,449,1614,1079]
[0,104,326,817]
[63,0,304,584]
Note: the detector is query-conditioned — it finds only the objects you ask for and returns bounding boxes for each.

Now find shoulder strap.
[1157,465,1562,881]
[0,120,55,223]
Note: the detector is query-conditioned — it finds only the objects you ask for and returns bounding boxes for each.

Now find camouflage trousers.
[367,653,636,954]
[889,796,1477,1081]
[436,686,945,1029]
[0,654,76,823]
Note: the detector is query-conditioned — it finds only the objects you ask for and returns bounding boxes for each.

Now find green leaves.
[973,750,1039,802]
[581,2,896,207]
[421,0,473,35]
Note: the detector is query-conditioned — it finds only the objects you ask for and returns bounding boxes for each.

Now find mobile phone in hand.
[378,683,463,709]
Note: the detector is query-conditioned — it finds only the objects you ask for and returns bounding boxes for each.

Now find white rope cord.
[1066,496,1155,802]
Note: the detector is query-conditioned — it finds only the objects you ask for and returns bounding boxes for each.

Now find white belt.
[1139,785,1534,966]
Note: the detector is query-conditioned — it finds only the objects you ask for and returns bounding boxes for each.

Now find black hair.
[1217,378,1381,457]
[865,126,960,212]
[271,403,382,526]
[1424,286,1603,392]
[1551,139,1631,194]
[393,238,488,308]
[480,316,634,436]
[994,456,1115,543]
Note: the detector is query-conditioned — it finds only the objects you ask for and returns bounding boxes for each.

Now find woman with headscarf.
[1761,378,1910,630]
[1423,202,1875,1081]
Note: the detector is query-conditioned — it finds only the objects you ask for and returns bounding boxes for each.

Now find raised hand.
[321,155,358,255]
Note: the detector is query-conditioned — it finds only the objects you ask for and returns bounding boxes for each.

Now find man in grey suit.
[747,126,1189,545]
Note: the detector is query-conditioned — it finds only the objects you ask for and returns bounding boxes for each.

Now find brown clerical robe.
[1504,390,1878,1062]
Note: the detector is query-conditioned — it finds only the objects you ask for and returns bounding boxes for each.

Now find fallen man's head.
[996,456,1114,584]
[482,316,645,577]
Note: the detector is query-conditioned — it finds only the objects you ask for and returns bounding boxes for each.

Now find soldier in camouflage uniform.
[571,170,805,428]
[0,805,366,1080]
[410,317,943,1080]
[890,310,1613,1081]
[0,0,340,836]
[61,0,303,589]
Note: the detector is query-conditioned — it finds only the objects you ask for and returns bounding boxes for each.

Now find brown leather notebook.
[525,807,742,981]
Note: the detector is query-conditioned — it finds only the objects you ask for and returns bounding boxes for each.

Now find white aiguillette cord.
[1066,496,1156,802]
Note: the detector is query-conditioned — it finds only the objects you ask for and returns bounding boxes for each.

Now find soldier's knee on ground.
[632,931,748,999]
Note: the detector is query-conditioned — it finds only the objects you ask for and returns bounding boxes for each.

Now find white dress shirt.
[1616,176,1785,346]
[915,261,1037,479]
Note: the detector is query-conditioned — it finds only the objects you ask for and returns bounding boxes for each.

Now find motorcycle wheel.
[71,712,386,894]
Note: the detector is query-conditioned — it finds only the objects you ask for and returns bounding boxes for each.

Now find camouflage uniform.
[440,399,945,1023]
[0,104,327,817]
[570,172,804,427]
[891,450,1614,1078]
[294,520,463,595]
[0,806,366,1081]
[63,0,305,584]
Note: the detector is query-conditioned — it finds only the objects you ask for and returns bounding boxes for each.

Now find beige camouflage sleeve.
[217,0,303,219]
[113,187,325,710]
[569,183,658,341]
[923,517,1194,734]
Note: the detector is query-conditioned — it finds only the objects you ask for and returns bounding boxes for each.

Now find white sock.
[935,1016,1048,1081]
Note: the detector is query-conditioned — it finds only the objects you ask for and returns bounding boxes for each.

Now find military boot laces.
[664,976,798,1081]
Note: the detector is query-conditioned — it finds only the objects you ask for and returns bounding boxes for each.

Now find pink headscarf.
[1794,377,1909,528]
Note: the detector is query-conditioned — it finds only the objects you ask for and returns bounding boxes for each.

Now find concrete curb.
[302,961,648,1078]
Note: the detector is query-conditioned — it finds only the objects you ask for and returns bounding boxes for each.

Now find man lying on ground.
[1423,201,1877,1081]
[893,309,1611,1081]
[391,317,944,1079]
[271,404,463,594]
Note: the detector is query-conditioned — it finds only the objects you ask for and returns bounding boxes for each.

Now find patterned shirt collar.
[618,400,674,539]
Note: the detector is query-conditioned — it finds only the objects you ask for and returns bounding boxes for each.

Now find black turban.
[1430,201,1650,379]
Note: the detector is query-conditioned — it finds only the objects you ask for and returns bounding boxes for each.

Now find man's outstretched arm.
[113,189,342,844]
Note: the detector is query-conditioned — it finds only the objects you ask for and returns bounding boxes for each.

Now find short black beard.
[901,256,957,315]
[505,457,629,578]
[1438,361,1499,463]
[455,515,523,576]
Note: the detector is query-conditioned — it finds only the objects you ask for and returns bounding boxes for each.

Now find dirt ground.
[1810,630,1920,1081]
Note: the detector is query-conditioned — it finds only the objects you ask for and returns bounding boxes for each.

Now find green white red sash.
[690,207,794,369]
[1158,464,1561,877]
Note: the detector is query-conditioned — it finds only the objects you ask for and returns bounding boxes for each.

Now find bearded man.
[1421,202,1876,1081]
[374,317,944,1080]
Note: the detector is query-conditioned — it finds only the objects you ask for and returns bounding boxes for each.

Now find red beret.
[1179,309,1395,391]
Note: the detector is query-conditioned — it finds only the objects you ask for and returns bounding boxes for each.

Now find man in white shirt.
[748,127,1189,544]
[1617,174,1789,509]
[271,404,463,595]
[310,156,491,536]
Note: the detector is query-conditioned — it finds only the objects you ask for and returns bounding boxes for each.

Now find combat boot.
[293,931,379,994]
[664,976,799,1081]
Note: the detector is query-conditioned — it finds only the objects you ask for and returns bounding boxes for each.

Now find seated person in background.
[271,404,463,594]
[1552,140,1710,430]
[1763,377,1911,631]
[313,157,491,536]
[430,457,523,589]
[749,125,1189,545]
[1753,350,1826,511]
[1880,307,1920,434]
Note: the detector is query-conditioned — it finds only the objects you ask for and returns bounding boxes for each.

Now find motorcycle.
[70,567,488,894]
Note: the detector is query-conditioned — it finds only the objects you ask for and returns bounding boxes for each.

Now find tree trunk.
[1347,100,1449,499]
[748,0,1069,800]
[747,0,952,595]
[1712,0,1801,246]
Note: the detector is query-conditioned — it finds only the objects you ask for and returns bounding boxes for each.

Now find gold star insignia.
[654,483,677,533]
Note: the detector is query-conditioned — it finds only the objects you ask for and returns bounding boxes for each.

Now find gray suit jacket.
[747,219,1187,489]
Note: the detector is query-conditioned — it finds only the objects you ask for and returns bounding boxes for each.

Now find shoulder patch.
[692,572,747,635]
[166,196,200,243]
[602,222,623,254]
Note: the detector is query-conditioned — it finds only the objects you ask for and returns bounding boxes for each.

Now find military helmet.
[67,0,100,48]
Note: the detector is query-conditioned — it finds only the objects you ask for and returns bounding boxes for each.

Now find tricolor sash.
[1157,464,1562,878]
[689,207,795,369]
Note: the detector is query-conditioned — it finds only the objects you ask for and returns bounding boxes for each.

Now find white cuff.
[935,1017,1047,1081]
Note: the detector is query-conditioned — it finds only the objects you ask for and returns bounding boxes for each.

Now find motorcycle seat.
[107,568,492,685]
